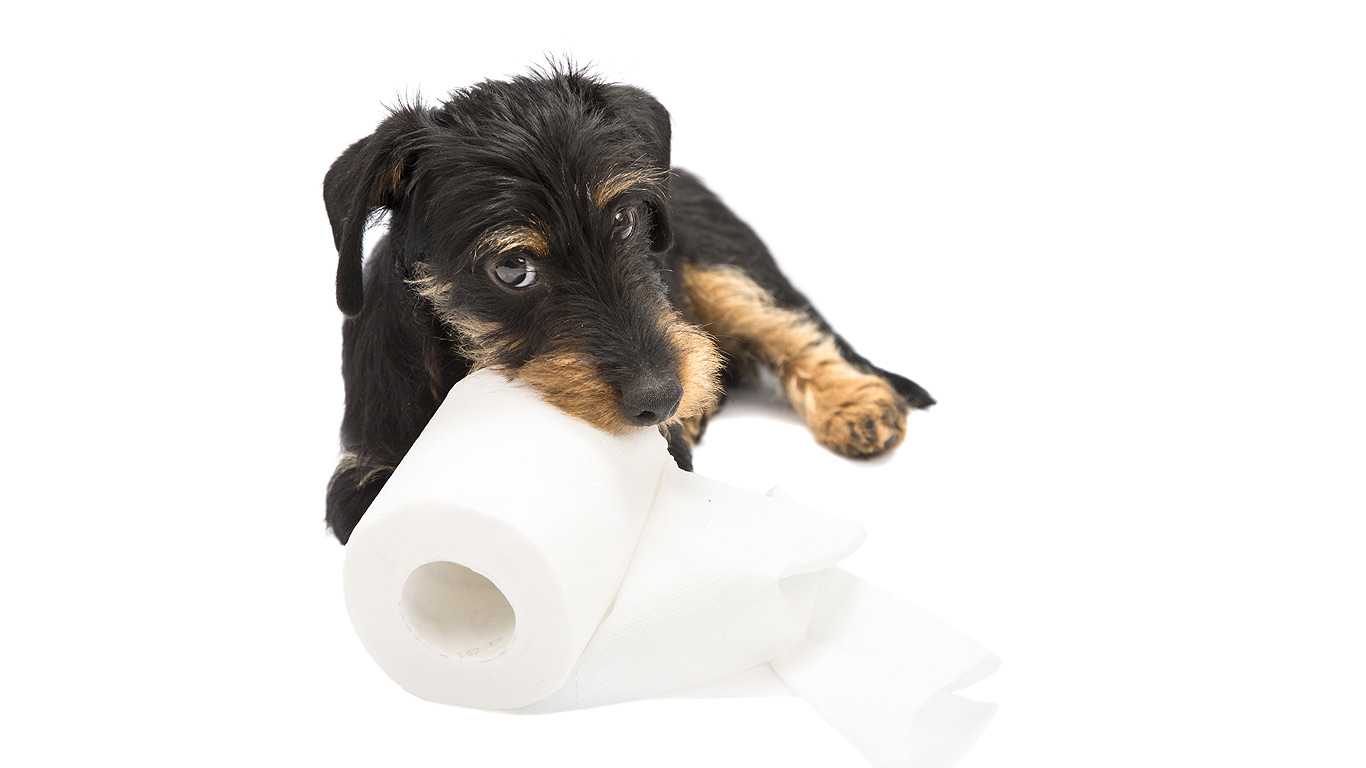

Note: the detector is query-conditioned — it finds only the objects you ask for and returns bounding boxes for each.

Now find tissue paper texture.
[343,370,996,767]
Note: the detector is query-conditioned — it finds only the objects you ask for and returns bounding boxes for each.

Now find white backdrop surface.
[3,2,1363,766]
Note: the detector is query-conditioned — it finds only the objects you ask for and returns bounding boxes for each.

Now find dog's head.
[324,68,720,433]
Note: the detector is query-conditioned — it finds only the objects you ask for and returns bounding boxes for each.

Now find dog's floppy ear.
[602,84,675,253]
[323,106,428,316]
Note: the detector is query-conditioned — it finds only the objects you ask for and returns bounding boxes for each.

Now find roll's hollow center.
[401,561,516,661]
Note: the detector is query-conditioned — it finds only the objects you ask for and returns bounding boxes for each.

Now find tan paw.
[807,377,909,458]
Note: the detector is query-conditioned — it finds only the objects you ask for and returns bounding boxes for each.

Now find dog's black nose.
[620,374,683,426]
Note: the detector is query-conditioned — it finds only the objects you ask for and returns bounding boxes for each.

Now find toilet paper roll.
[343,370,671,710]
[343,370,997,767]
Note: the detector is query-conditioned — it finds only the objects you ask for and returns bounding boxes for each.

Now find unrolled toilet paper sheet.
[343,370,997,767]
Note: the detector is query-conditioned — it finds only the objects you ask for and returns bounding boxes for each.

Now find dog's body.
[324,67,933,544]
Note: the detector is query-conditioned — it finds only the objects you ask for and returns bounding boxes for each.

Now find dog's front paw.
[805,376,909,458]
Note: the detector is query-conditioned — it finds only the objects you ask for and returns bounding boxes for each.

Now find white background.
[3,1,1363,766]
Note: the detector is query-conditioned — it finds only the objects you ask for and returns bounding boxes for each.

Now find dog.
[323,65,934,544]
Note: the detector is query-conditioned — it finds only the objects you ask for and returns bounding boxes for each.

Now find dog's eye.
[492,256,538,288]
[612,205,639,241]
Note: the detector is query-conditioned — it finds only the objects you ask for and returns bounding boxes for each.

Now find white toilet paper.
[343,370,997,767]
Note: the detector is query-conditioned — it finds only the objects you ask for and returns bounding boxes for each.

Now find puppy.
[323,66,934,544]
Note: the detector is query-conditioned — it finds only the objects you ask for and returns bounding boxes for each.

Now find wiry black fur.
[323,66,932,544]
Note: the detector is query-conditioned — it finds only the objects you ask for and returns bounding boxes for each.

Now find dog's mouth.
[410,262,721,433]
[513,323,721,435]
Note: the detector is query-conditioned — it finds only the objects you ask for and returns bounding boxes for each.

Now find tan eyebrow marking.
[477,225,549,258]
[590,167,668,210]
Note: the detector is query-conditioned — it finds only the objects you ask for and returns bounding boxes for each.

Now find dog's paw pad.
[809,379,908,458]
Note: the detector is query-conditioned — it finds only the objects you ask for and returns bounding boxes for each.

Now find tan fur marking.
[665,315,724,424]
[680,263,907,457]
[660,308,724,443]
[478,225,549,257]
[407,262,510,365]
[514,352,637,434]
[590,167,667,210]
[784,336,908,456]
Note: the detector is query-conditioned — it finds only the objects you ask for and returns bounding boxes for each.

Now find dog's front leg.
[680,262,932,458]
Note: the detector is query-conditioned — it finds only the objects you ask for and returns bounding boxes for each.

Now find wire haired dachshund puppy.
[323,65,934,544]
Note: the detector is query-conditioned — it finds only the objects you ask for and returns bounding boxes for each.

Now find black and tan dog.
[323,66,934,544]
